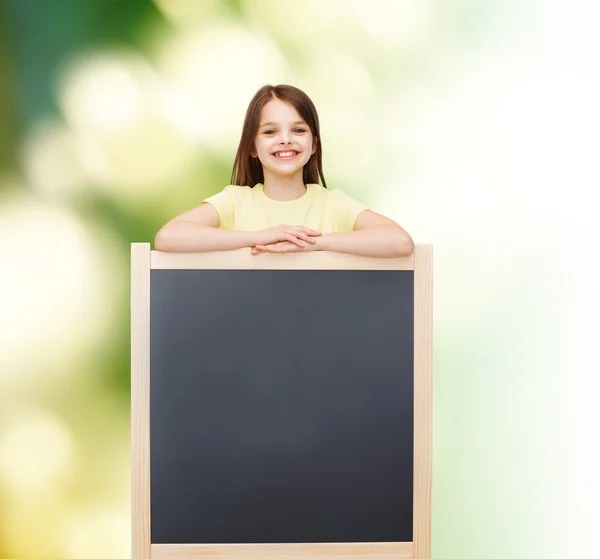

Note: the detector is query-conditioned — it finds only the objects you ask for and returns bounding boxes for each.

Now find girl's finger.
[284,234,305,247]
[257,244,273,252]
[300,234,316,243]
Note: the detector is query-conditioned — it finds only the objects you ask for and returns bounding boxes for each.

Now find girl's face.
[251,98,316,182]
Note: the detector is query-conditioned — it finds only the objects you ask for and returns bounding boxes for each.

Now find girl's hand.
[252,225,321,248]
[251,240,318,254]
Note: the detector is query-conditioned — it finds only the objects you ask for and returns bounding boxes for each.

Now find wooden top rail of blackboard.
[144,245,421,270]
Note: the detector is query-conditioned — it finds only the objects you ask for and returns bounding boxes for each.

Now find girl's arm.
[154,203,257,253]
[314,210,414,258]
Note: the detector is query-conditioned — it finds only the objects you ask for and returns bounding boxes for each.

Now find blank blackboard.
[150,269,414,544]
[131,245,432,559]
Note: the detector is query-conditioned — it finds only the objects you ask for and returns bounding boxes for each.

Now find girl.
[154,84,414,258]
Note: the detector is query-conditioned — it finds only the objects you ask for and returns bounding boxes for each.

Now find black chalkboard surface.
[149,269,414,544]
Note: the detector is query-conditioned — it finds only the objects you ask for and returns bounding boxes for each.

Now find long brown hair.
[230,84,327,188]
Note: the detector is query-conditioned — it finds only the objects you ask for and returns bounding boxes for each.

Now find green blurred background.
[1,1,598,558]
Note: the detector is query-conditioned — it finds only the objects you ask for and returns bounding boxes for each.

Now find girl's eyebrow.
[259,121,307,127]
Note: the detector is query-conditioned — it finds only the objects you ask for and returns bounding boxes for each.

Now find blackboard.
[131,244,432,559]
[149,269,414,544]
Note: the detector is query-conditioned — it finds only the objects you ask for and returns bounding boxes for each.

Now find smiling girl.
[155,84,414,257]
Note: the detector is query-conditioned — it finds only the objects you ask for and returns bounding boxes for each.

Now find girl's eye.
[262,128,307,135]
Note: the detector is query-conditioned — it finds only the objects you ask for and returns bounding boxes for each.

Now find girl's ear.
[312,136,318,155]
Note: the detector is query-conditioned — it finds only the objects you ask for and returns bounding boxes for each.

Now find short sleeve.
[203,186,234,229]
[330,189,369,232]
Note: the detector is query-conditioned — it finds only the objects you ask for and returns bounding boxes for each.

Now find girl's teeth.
[275,152,296,157]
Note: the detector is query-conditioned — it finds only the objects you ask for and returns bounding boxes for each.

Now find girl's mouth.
[272,151,299,160]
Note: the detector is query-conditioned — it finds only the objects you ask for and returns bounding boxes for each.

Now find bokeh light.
[352,0,434,51]
[22,120,88,197]
[58,51,150,132]
[2,494,68,559]
[0,411,77,496]
[0,192,119,386]
[56,51,199,201]
[61,505,129,559]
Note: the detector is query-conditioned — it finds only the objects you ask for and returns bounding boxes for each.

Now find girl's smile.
[272,150,300,160]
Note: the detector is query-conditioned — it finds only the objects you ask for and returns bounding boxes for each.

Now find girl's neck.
[262,173,307,201]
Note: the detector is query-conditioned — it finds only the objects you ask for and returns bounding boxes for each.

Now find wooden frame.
[131,243,433,559]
